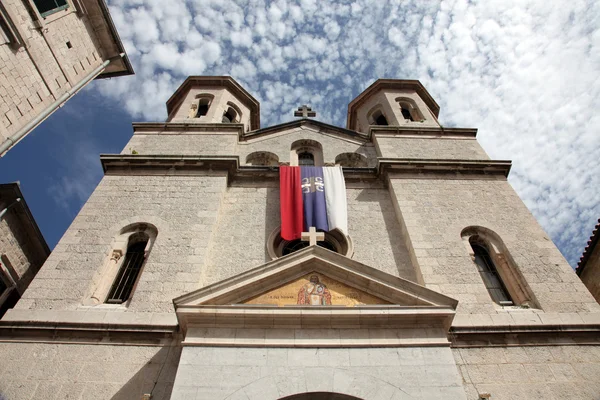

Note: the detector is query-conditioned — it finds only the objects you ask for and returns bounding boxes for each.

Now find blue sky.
[1,0,599,268]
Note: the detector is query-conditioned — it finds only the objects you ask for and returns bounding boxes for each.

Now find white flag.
[323,166,348,235]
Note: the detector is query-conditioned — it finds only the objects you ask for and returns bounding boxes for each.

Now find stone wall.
[238,126,378,166]
[0,342,180,400]
[454,346,600,399]
[16,174,228,313]
[202,183,415,286]
[0,210,44,285]
[0,1,104,145]
[388,177,600,315]
[122,132,239,156]
[172,346,466,400]
[375,136,490,160]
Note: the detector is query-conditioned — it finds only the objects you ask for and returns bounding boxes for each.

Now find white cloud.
[95,0,600,267]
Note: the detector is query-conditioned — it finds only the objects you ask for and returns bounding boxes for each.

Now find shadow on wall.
[354,189,416,282]
[110,346,181,400]
[265,186,280,262]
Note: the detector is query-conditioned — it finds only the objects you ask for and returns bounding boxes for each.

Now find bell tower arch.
[347,79,441,133]
[165,76,260,132]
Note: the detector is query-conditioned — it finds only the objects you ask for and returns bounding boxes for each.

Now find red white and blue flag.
[280,166,348,240]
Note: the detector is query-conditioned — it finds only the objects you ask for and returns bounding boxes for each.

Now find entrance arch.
[280,394,363,400]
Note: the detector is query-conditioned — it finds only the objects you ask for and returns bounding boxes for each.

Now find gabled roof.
[174,246,457,334]
[347,79,440,129]
[166,76,260,130]
[239,118,370,143]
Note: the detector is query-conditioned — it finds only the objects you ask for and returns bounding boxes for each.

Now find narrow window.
[197,98,210,117]
[33,0,69,17]
[471,241,513,305]
[298,152,315,166]
[0,277,6,295]
[106,237,148,304]
[401,105,414,121]
[222,107,237,123]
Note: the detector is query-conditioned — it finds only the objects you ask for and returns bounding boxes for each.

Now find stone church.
[0,76,599,400]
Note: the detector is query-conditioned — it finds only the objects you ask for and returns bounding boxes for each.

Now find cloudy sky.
[1,0,599,268]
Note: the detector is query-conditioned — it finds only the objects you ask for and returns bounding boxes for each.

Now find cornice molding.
[450,324,600,347]
[379,158,512,178]
[131,122,244,135]
[100,155,512,179]
[370,126,478,139]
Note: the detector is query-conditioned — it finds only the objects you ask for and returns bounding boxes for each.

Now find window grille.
[471,243,513,305]
[106,241,147,304]
[298,152,315,166]
[33,0,68,17]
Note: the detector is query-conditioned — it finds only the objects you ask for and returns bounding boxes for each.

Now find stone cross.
[301,226,325,246]
[294,105,316,118]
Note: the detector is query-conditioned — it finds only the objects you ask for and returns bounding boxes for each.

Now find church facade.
[0,76,599,399]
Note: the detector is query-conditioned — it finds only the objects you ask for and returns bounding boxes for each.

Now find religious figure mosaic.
[243,272,389,306]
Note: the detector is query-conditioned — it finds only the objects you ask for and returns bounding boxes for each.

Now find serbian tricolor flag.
[280,166,348,240]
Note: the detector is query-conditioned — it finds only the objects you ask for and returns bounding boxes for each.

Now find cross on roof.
[294,105,316,118]
[301,227,325,246]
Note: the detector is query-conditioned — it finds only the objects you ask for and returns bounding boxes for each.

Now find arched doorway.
[279,393,363,400]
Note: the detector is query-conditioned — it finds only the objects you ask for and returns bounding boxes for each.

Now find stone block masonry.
[0,342,180,400]
[16,174,228,313]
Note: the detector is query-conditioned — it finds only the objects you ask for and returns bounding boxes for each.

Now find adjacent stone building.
[0,183,49,318]
[577,219,600,303]
[0,76,599,399]
[0,0,132,156]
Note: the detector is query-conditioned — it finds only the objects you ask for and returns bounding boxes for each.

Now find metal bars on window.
[106,241,147,304]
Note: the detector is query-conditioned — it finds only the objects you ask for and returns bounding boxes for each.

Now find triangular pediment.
[244,271,391,307]
[240,119,370,144]
[174,247,457,335]
[174,246,456,308]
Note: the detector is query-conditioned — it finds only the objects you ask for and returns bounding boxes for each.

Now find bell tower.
[165,76,260,132]
[346,79,441,133]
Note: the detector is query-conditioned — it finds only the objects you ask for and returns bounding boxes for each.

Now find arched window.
[105,233,148,304]
[197,98,210,116]
[86,223,157,306]
[246,151,279,166]
[189,94,214,119]
[290,139,324,166]
[222,107,237,123]
[367,106,388,126]
[395,97,424,122]
[373,110,388,125]
[470,240,512,305]
[267,228,353,259]
[298,152,315,166]
[222,102,242,123]
[461,227,537,308]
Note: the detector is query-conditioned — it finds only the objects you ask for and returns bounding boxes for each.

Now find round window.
[267,227,353,259]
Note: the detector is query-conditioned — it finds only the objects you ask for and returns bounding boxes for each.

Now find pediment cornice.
[173,246,457,336]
